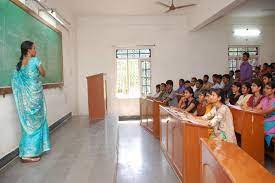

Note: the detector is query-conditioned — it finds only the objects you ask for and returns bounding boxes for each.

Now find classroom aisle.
[116,121,179,183]
[0,116,118,183]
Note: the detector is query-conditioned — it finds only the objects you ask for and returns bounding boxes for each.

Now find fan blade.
[175,4,196,9]
[156,1,171,8]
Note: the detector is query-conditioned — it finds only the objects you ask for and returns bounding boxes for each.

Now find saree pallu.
[12,57,51,158]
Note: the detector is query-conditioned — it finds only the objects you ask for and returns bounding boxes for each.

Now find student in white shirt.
[236,82,252,108]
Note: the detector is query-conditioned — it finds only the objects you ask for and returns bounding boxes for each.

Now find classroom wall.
[0,1,77,159]
[76,16,229,116]
[227,15,275,63]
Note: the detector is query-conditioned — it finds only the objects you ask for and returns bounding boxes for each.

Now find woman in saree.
[254,81,275,146]
[11,41,51,163]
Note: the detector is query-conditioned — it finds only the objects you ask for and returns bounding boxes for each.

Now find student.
[234,70,240,82]
[149,84,161,99]
[260,63,269,77]
[254,81,275,146]
[236,82,252,108]
[262,73,272,86]
[184,80,191,88]
[194,79,203,99]
[205,90,213,114]
[196,90,207,116]
[212,75,223,89]
[228,82,241,105]
[246,79,264,109]
[176,79,185,94]
[157,83,167,101]
[178,87,197,113]
[191,77,197,91]
[229,70,235,84]
[240,52,253,83]
[201,89,237,144]
[163,80,178,107]
[212,74,217,86]
[222,74,231,98]
[253,66,261,80]
[202,75,213,90]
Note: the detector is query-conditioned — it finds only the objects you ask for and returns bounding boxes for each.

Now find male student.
[163,80,178,107]
[240,52,253,83]
[212,75,223,89]
[194,79,203,99]
[222,74,232,98]
[191,77,197,91]
[202,75,213,90]
[176,79,185,94]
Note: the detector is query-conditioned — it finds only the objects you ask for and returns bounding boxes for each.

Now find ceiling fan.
[157,0,196,13]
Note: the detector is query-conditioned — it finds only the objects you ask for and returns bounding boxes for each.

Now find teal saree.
[12,57,51,158]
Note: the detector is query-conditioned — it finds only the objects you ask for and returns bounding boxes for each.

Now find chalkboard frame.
[0,0,64,97]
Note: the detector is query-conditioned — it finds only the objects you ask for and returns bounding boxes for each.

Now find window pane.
[128,59,140,98]
[117,49,127,54]
[140,49,150,54]
[128,53,139,59]
[116,59,128,95]
[117,54,127,59]
[140,54,150,58]
[229,52,237,56]
[229,48,237,51]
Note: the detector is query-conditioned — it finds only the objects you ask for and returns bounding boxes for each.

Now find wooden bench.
[201,138,274,183]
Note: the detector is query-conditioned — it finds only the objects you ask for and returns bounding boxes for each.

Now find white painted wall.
[0,1,77,159]
[227,15,275,64]
[76,16,229,117]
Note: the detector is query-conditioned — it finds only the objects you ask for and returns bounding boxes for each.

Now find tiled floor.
[116,121,179,183]
[0,116,118,183]
[0,117,179,183]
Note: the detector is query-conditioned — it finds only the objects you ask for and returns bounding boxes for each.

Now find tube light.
[233,28,261,37]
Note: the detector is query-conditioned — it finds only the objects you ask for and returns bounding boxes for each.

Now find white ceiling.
[58,0,199,16]
[230,0,275,17]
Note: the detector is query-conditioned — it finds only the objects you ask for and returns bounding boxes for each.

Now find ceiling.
[56,0,199,16]
[230,0,275,17]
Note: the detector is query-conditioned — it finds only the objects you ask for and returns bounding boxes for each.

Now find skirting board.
[0,112,72,170]
[119,115,140,121]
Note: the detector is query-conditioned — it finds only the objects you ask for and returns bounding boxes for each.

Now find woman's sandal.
[21,157,41,163]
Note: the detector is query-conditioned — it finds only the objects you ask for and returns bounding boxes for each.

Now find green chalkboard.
[0,0,63,88]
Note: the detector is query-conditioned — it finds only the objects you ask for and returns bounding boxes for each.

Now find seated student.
[234,70,241,82]
[212,74,223,89]
[253,66,261,80]
[262,73,272,86]
[205,90,213,114]
[254,81,275,147]
[191,77,197,91]
[176,79,185,94]
[163,80,178,107]
[201,89,237,144]
[246,79,264,109]
[236,82,252,108]
[222,74,231,98]
[229,70,235,84]
[202,75,213,90]
[194,79,203,99]
[148,84,161,99]
[178,87,197,113]
[156,83,168,101]
[184,80,191,88]
[228,82,241,105]
[196,90,207,116]
[260,63,269,78]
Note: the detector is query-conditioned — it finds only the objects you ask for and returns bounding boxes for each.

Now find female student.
[254,81,275,146]
[178,87,197,113]
[228,82,241,105]
[201,89,237,144]
[236,82,252,107]
[196,90,207,116]
[11,41,51,163]
[246,79,264,109]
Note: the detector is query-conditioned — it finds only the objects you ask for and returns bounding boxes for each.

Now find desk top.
[201,138,274,182]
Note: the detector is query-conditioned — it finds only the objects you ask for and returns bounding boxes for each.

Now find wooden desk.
[230,107,264,164]
[160,106,209,183]
[140,98,162,139]
[201,138,274,183]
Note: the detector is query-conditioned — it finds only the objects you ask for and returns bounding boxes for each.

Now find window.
[116,49,151,98]
[228,46,259,71]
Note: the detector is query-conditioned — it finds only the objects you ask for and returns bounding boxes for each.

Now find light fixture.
[233,28,261,37]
